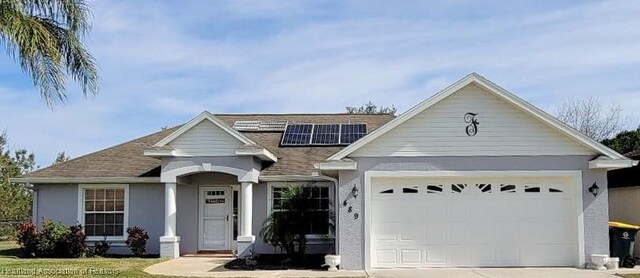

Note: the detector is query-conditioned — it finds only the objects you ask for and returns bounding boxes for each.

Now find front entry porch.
[159,163,260,258]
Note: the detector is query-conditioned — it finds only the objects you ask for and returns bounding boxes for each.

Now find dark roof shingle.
[22,114,395,179]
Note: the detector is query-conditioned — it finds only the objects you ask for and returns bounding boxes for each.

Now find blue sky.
[1,0,639,167]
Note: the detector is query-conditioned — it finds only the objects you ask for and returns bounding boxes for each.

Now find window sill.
[306,236,334,245]
[86,237,127,246]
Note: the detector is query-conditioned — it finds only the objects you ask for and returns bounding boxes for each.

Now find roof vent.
[233,120,288,131]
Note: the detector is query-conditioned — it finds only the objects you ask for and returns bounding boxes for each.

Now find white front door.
[199,187,230,250]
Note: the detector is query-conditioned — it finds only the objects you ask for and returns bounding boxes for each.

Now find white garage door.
[370,175,580,268]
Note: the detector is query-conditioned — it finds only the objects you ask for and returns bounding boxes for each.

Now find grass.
[619,275,640,278]
[0,241,182,277]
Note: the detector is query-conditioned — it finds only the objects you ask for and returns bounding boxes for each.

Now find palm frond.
[0,0,98,106]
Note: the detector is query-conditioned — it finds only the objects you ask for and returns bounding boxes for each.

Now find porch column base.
[236,235,255,258]
[159,236,180,258]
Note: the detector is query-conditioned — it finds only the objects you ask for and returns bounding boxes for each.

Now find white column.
[160,182,180,258]
[164,182,177,237]
[240,182,253,236]
[237,182,255,258]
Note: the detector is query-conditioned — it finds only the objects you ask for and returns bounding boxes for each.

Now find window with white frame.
[270,185,332,236]
[80,185,128,239]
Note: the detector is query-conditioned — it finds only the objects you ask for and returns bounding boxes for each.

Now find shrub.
[37,220,71,257]
[89,236,110,257]
[15,222,39,257]
[126,226,149,256]
[16,220,87,258]
[65,224,87,257]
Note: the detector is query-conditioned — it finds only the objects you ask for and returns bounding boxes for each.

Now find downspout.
[314,173,339,255]
[27,183,38,226]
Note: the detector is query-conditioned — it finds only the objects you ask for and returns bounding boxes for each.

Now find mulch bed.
[224,254,328,270]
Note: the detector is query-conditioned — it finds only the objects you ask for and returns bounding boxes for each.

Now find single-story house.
[608,150,640,258]
[12,73,638,270]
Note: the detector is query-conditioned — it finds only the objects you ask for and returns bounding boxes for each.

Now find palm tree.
[260,185,335,261]
[0,0,98,106]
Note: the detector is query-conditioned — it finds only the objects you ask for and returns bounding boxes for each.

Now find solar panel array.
[281,124,313,145]
[233,120,288,131]
[311,124,340,145]
[340,123,367,144]
[281,123,367,146]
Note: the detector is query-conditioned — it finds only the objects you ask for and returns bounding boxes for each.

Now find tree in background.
[0,132,36,237]
[346,101,397,116]
[0,0,99,105]
[52,151,70,165]
[602,127,640,155]
[556,97,631,141]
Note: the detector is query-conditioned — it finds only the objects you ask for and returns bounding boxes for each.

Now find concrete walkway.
[145,257,640,278]
[144,257,367,277]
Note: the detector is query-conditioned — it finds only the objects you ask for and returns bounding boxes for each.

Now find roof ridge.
[215,113,396,116]
[22,126,180,178]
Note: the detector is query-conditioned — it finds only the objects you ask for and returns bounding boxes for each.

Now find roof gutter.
[10,177,161,184]
[259,175,335,182]
[588,158,638,170]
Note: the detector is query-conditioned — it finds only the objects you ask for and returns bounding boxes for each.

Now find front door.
[199,187,230,250]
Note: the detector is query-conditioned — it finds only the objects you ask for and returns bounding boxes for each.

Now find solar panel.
[311,124,340,144]
[281,124,313,145]
[233,120,288,131]
[340,124,367,144]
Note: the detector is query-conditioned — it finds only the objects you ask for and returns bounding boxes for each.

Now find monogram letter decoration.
[464,112,479,136]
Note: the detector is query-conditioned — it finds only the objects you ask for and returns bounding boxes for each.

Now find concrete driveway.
[367,268,638,278]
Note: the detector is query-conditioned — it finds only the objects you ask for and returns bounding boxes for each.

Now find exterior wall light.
[589,182,599,197]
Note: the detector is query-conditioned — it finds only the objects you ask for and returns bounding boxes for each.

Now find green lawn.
[0,241,182,277]
[619,275,640,278]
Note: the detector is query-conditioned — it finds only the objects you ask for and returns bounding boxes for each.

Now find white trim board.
[362,170,585,269]
[329,73,628,161]
[12,177,159,184]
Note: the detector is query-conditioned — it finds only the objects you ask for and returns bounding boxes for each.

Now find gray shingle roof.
[22,114,395,179]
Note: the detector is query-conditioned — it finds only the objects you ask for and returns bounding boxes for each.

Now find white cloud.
[1,0,640,165]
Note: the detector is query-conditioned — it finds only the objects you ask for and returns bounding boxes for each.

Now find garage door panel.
[474,245,499,264]
[374,225,398,241]
[448,223,469,244]
[470,224,499,244]
[497,245,521,264]
[520,244,574,266]
[376,249,398,264]
[425,225,446,243]
[370,176,579,268]
[448,202,470,222]
[425,201,446,220]
[400,249,422,264]
[425,246,447,264]
[401,226,424,241]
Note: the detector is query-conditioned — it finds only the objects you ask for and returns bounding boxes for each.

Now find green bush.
[87,236,110,257]
[37,220,70,257]
[126,226,149,257]
[15,220,86,258]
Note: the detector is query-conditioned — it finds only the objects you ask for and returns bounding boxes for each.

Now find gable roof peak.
[328,73,628,161]
[154,110,256,148]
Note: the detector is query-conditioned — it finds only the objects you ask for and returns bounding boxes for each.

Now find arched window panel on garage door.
[402,187,418,193]
[500,184,517,193]
[426,184,443,194]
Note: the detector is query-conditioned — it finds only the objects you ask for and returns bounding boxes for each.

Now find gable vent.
[233,120,288,131]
